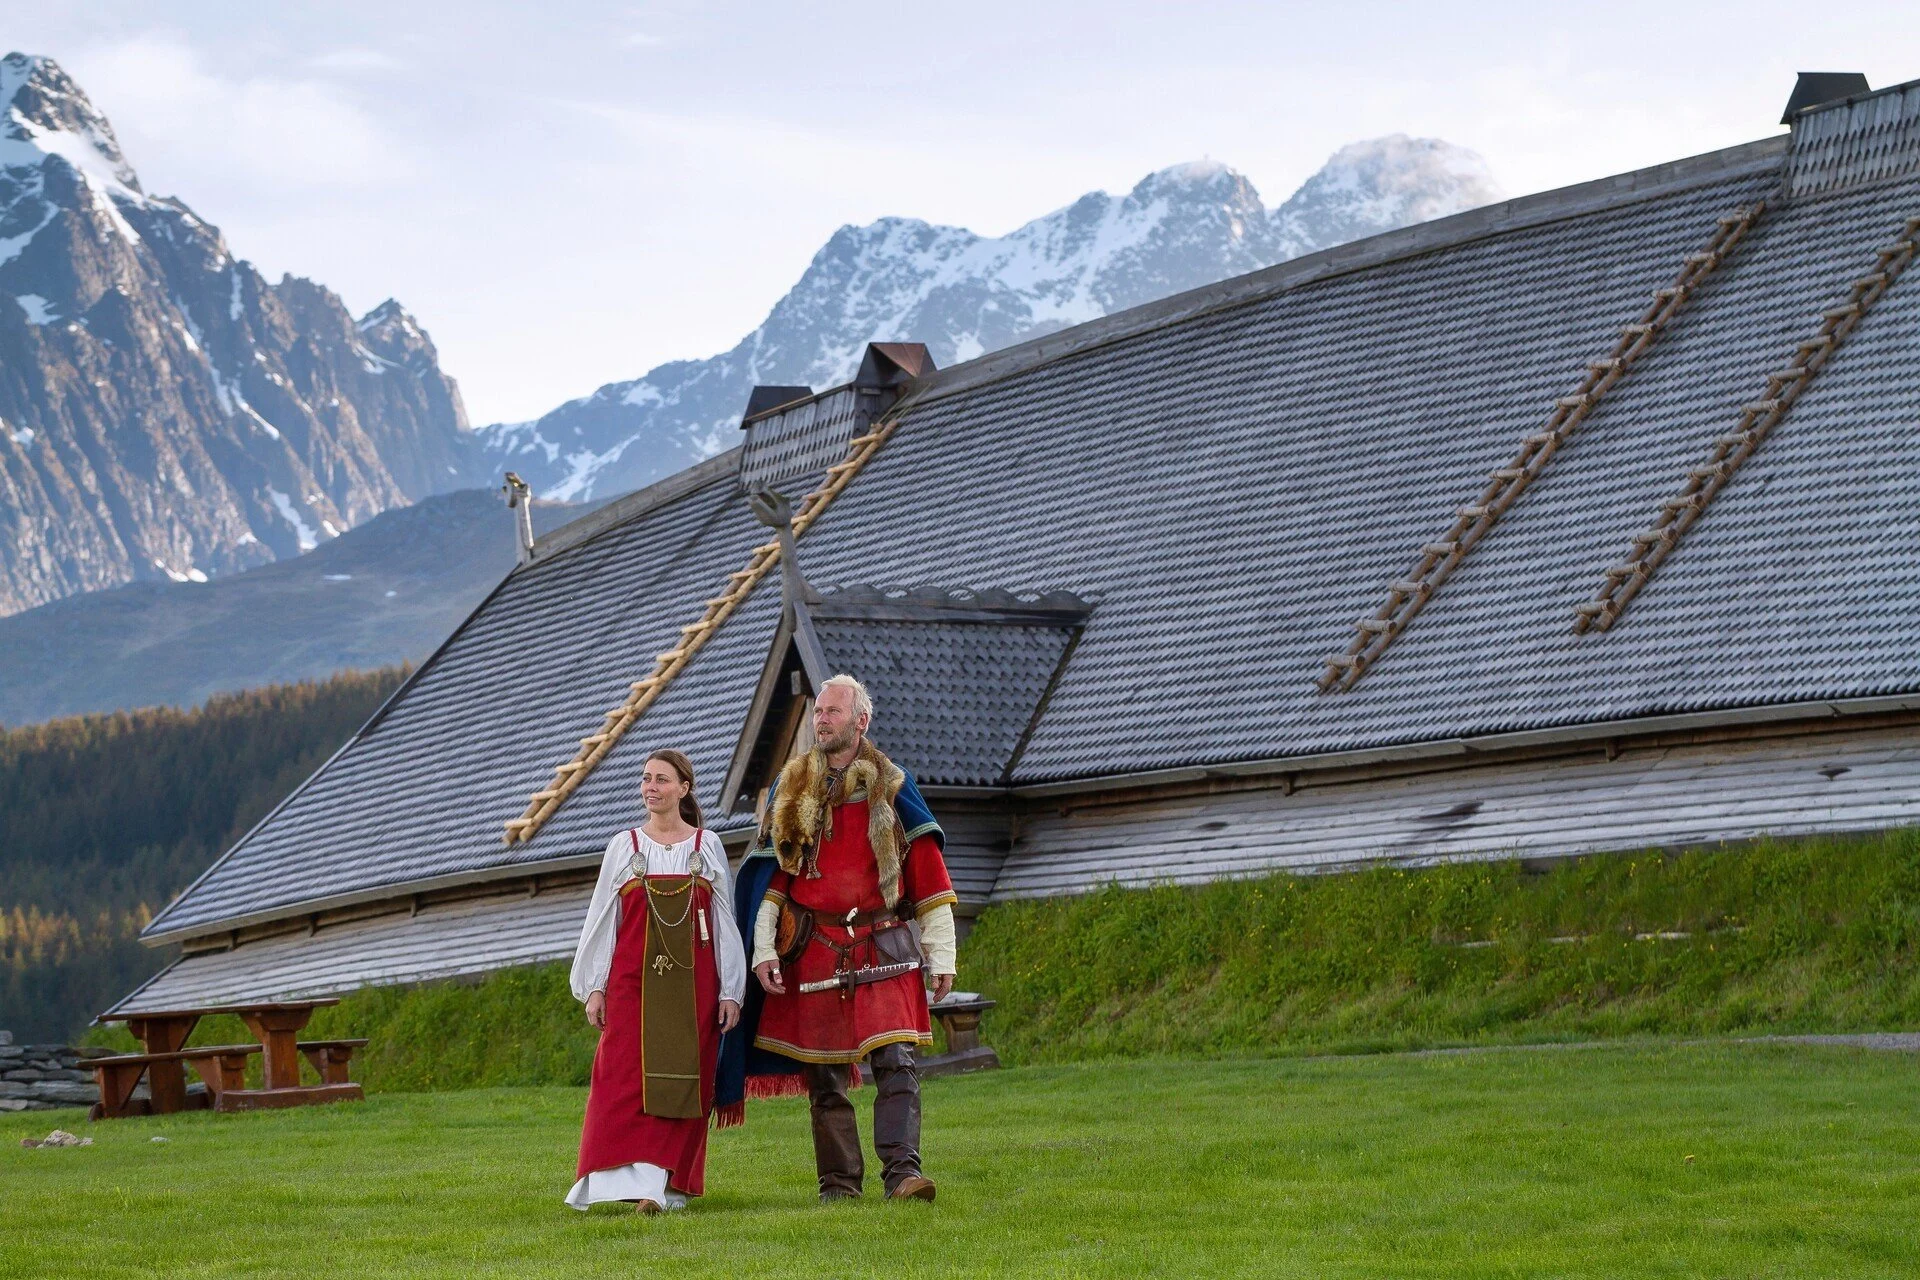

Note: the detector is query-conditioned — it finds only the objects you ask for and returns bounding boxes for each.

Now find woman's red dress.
[575,873,720,1197]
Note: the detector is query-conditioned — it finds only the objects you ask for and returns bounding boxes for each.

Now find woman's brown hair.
[644,749,703,829]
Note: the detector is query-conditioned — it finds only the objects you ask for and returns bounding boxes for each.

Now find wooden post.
[126,1014,197,1114]
[241,1008,315,1090]
[89,1061,150,1120]
[302,1045,350,1085]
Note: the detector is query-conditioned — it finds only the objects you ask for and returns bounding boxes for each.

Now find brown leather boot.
[804,1061,864,1200]
[887,1174,937,1202]
[869,1044,926,1196]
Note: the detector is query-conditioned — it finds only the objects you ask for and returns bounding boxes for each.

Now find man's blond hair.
[819,673,873,723]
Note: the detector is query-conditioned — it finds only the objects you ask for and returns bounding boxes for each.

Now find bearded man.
[748,674,958,1202]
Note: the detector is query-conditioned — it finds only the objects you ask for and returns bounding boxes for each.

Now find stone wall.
[0,1030,105,1112]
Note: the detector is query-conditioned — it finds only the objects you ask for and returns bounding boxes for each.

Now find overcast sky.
[11,3,1920,424]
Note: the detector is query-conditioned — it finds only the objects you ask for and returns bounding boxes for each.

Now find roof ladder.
[502,418,903,845]
[1316,201,1766,692]
[1574,212,1920,633]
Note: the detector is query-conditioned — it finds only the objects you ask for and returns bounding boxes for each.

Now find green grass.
[966,828,1920,1062]
[5,1045,1919,1278]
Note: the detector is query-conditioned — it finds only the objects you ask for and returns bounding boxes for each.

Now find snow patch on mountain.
[266,486,321,552]
[0,52,146,266]
[13,291,53,322]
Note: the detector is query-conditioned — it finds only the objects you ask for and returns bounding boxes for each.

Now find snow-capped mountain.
[0,53,471,617]
[0,46,1500,621]
[481,138,1502,501]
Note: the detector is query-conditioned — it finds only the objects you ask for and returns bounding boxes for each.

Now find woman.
[566,749,745,1214]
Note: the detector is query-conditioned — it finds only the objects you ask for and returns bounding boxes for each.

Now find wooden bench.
[208,1039,371,1113]
[300,1039,370,1086]
[924,994,1000,1077]
[89,1045,263,1120]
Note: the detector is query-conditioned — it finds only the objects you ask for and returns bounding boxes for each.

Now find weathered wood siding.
[110,886,594,1016]
[994,725,1920,900]
[936,800,1014,915]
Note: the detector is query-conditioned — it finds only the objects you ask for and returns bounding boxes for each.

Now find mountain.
[479,139,1502,501]
[0,53,473,618]
[0,488,598,726]
[0,46,1498,624]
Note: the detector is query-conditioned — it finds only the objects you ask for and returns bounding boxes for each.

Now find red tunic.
[575,874,720,1197]
[754,801,957,1065]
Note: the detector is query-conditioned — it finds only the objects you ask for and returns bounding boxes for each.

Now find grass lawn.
[4,1043,1917,1279]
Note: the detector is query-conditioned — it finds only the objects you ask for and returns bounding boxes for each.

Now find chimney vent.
[1781,72,1871,124]
[742,385,813,424]
[855,342,935,391]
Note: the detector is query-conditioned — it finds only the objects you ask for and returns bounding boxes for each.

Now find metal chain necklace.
[641,829,703,976]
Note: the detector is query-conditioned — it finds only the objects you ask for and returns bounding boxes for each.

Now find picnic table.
[89,999,368,1119]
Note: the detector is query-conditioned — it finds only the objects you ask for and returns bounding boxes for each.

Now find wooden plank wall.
[119,886,595,1014]
[935,799,1014,916]
[994,724,1920,901]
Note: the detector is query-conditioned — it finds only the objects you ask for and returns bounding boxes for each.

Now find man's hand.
[755,960,786,995]
[718,999,741,1033]
[585,990,607,1029]
[931,973,954,1003]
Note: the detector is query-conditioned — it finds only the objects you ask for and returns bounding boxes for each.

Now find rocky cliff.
[0,53,472,617]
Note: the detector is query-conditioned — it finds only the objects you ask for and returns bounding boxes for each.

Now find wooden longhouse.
[111,75,1920,1015]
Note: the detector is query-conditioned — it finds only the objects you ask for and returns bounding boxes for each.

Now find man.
[749,674,958,1202]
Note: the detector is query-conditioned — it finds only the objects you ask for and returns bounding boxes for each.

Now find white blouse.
[569,828,746,1005]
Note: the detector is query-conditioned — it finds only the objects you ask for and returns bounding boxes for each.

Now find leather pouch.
[873,920,921,967]
[775,902,814,966]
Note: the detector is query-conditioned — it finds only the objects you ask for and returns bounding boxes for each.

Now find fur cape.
[768,739,910,908]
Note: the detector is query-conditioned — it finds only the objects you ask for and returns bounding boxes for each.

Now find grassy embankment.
[88,827,1920,1089]
[6,1046,1918,1278]
[963,825,1920,1062]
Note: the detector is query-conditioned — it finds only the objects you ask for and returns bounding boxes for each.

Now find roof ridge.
[905,135,1789,413]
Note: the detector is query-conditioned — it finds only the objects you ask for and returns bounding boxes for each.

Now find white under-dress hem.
[565,1161,689,1211]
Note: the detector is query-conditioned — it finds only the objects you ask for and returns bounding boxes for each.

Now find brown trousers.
[802,1043,922,1197]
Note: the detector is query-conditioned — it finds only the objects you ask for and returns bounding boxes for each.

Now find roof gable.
[720,586,1091,807]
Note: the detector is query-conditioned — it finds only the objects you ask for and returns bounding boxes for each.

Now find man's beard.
[817,724,858,755]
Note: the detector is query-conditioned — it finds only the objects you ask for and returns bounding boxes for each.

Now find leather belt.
[825,905,904,931]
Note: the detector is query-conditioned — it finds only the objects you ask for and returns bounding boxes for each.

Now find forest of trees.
[0,668,406,1043]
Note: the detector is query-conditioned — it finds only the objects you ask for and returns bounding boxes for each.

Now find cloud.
[69,35,405,191]
[622,33,664,47]
[308,48,408,74]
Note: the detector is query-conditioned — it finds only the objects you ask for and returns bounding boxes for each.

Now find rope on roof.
[1316,201,1769,693]
[502,418,903,846]
[1575,212,1920,634]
